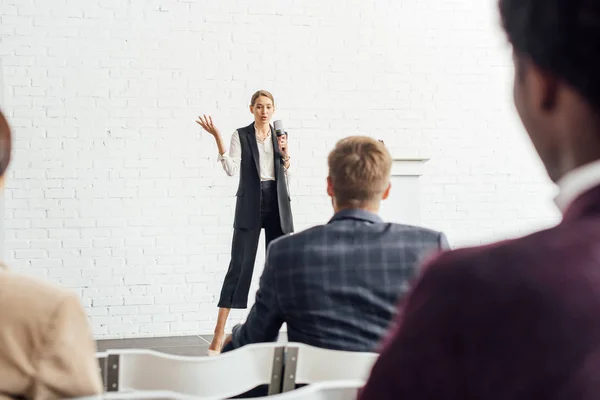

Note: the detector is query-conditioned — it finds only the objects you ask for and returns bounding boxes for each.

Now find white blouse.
[218,129,290,184]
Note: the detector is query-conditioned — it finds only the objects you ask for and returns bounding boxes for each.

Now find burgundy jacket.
[359,184,600,400]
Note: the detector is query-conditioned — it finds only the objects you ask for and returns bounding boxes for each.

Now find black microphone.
[274,120,286,137]
[274,120,288,164]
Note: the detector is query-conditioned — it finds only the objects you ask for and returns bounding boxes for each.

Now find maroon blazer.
[359,184,600,400]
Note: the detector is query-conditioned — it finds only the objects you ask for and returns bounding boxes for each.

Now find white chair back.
[282,343,377,392]
[104,343,285,398]
[266,380,363,400]
[73,381,363,400]
[69,390,198,400]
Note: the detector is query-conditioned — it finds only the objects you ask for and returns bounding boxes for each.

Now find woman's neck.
[254,121,270,136]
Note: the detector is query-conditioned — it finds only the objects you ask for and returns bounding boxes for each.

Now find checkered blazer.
[229,208,449,353]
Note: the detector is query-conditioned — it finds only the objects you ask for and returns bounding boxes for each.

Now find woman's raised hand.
[196,114,221,138]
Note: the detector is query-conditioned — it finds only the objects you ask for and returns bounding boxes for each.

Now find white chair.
[73,381,364,400]
[255,380,364,400]
[70,390,199,400]
[281,343,378,392]
[104,343,285,398]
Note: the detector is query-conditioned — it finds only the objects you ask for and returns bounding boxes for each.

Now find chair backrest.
[69,390,200,400]
[259,380,364,400]
[72,381,364,400]
[281,343,378,392]
[105,343,285,398]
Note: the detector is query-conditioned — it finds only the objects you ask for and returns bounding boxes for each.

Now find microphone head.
[274,120,284,136]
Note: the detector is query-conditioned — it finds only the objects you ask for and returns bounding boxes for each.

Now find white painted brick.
[108,306,140,316]
[123,276,154,285]
[63,219,95,229]
[183,312,211,322]
[185,273,214,284]
[169,322,200,332]
[154,295,186,306]
[11,189,44,199]
[28,258,62,268]
[81,230,112,240]
[139,305,169,315]
[87,307,109,316]
[81,248,111,258]
[91,323,109,336]
[29,240,61,250]
[4,239,29,249]
[140,323,171,335]
[124,237,156,247]
[152,313,180,323]
[185,291,214,302]
[62,258,93,269]
[90,277,124,287]
[146,286,162,296]
[48,268,81,278]
[124,296,154,306]
[123,314,153,324]
[48,229,80,239]
[169,303,200,313]
[43,188,74,199]
[93,297,124,307]
[3,218,31,229]
[53,278,86,289]
[1,0,560,339]
[82,288,99,298]
[95,218,127,228]
[30,219,63,229]
[62,239,92,249]
[109,323,139,336]
[14,229,48,240]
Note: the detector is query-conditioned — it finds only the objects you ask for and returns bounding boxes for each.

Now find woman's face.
[250,96,275,124]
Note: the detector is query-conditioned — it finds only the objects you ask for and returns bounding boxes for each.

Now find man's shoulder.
[386,222,444,239]
[423,224,565,278]
[269,222,444,251]
[268,224,329,252]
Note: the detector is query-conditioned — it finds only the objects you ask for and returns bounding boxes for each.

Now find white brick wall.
[0,0,559,338]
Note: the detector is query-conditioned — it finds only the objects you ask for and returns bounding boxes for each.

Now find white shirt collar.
[554,159,600,213]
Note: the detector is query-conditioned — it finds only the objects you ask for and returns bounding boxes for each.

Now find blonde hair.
[328,136,392,208]
[250,90,275,106]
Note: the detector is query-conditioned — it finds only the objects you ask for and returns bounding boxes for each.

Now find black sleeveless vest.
[233,123,294,234]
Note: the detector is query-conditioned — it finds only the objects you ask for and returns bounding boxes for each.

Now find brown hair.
[250,90,275,107]
[0,110,11,178]
[328,136,392,208]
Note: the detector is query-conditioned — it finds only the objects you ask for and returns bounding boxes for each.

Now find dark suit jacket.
[234,123,293,234]
[359,184,600,400]
[225,208,448,353]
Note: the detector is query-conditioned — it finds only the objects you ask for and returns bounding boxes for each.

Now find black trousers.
[218,181,284,309]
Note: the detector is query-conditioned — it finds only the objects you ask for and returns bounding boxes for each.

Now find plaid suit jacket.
[228,208,448,352]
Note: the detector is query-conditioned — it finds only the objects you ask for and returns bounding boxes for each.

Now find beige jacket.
[0,263,103,400]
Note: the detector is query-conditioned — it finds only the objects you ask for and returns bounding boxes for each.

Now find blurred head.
[500,0,600,182]
[327,136,392,213]
[249,90,275,126]
[0,110,11,189]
